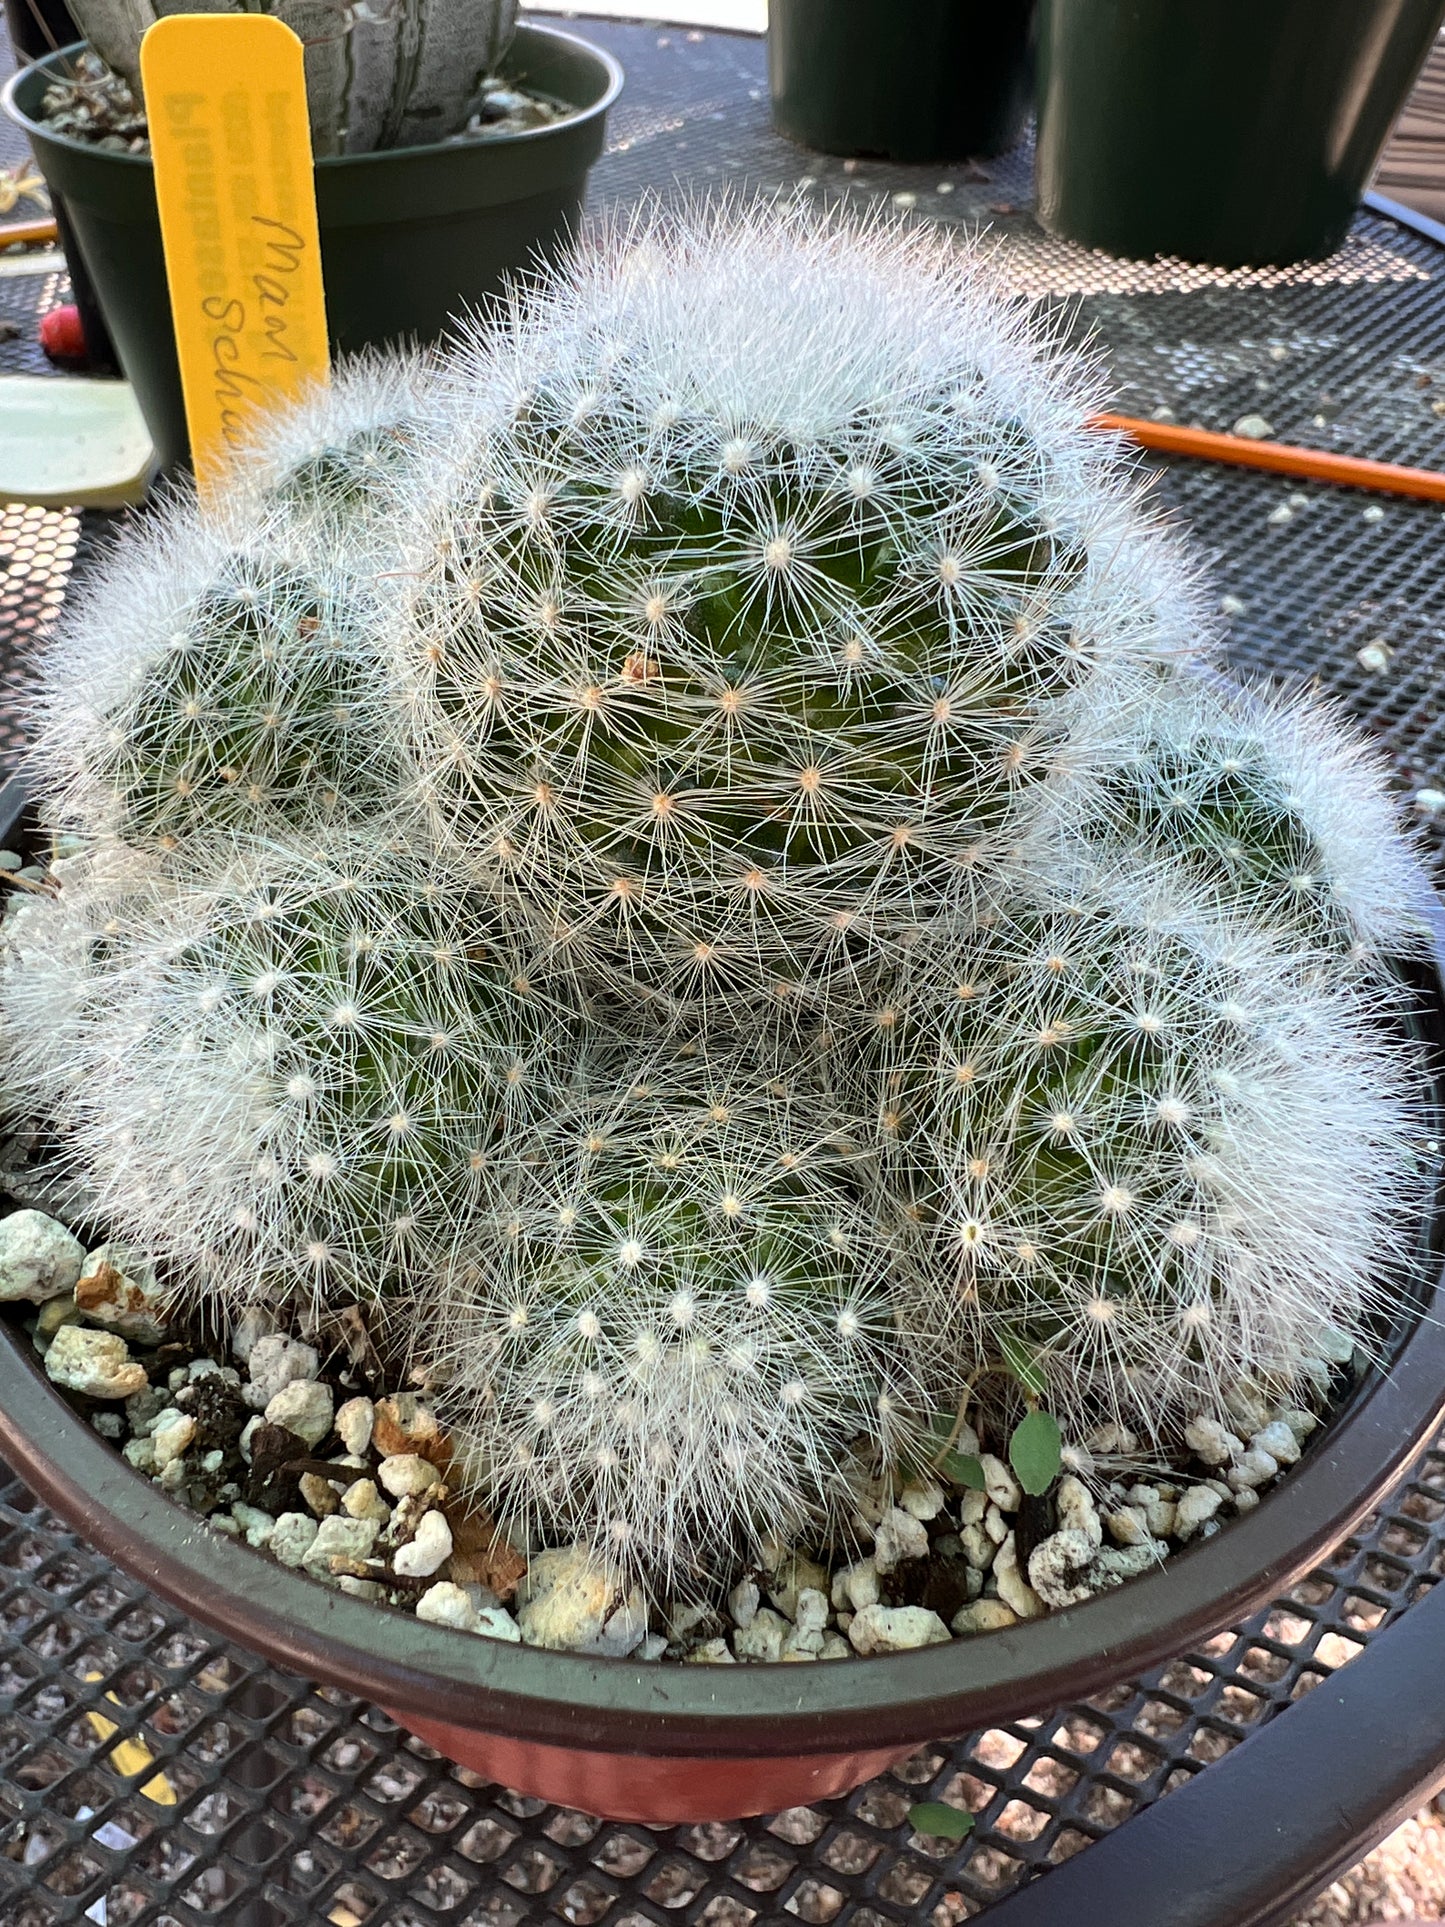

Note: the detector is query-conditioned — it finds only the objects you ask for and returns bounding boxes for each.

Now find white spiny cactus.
[854,867,1427,1438]
[422,1061,913,1585]
[385,200,1200,1018]
[24,837,571,1314]
[0,201,1434,1602]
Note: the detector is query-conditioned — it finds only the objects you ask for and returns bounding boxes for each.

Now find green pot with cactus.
[0,201,1442,1825]
[769,0,1036,162]
[2,5,622,472]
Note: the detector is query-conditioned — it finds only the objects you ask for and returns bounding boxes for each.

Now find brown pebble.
[444,1500,528,1601]
[372,1392,443,1461]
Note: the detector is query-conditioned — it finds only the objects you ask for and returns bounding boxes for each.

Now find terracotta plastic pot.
[0,776,1442,1823]
[1035,0,1445,268]
[2,26,623,472]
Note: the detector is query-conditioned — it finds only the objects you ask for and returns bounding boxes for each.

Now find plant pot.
[1,25,623,473]
[768,0,1035,164]
[1035,0,1445,269]
[0,772,1443,1825]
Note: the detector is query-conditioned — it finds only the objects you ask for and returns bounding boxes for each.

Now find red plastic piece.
[389,1711,914,1823]
[39,302,86,364]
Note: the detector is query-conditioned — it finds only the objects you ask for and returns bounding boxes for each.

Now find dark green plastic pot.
[768,0,1036,163]
[2,24,623,472]
[1036,0,1445,269]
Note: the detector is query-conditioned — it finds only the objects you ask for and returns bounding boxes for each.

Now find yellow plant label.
[140,13,330,497]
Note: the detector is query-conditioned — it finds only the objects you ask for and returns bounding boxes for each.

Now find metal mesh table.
[5,16,1445,1926]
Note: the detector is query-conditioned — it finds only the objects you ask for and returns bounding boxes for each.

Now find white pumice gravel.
[335,1396,375,1456]
[378,1453,441,1498]
[1173,1486,1226,1540]
[44,1324,149,1397]
[263,1378,333,1447]
[244,1335,320,1408]
[0,1209,85,1303]
[270,1513,320,1568]
[848,1603,951,1655]
[304,1516,378,1578]
[392,1510,452,1578]
[872,1505,930,1574]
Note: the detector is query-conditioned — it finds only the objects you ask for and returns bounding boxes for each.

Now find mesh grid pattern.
[3,15,1445,1922]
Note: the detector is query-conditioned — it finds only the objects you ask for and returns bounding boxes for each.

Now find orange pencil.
[0,217,58,249]
[1090,410,1445,504]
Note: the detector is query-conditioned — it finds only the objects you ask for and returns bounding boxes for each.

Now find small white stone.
[1232,413,1274,439]
[125,1386,171,1437]
[992,1534,1044,1619]
[1356,640,1392,673]
[734,1606,789,1662]
[1027,1529,1097,1609]
[983,1502,1010,1547]
[1414,788,1445,817]
[1268,503,1293,524]
[596,1595,649,1657]
[958,1487,988,1527]
[1184,1416,1243,1465]
[246,1334,320,1409]
[1173,1486,1225,1539]
[961,1523,996,1570]
[393,1510,453,1578]
[1233,1487,1261,1513]
[872,1506,929,1574]
[342,1479,391,1525]
[475,1606,523,1643]
[239,1414,263,1464]
[899,1478,948,1521]
[684,1637,736,1664]
[728,1578,760,1628]
[1280,1408,1319,1444]
[265,1378,334,1448]
[1055,1475,1102,1552]
[848,1603,951,1655]
[1219,595,1246,618]
[1105,1506,1149,1548]
[1222,1381,1271,1434]
[122,1437,157,1474]
[765,1551,830,1619]
[73,1244,169,1343]
[836,1556,881,1613]
[518,1543,641,1653]
[270,1513,319,1568]
[1362,503,1386,523]
[635,1633,668,1662]
[335,1396,375,1457]
[1127,1484,1177,1538]
[304,1515,378,1577]
[229,1306,276,1365]
[1227,1447,1279,1491]
[1250,1420,1301,1467]
[210,1513,240,1537]
[981,1454,1021,1511]
[794,1588,828,1637]
[232,1502,275,1548]
[378,1453,441,1498]
[44,1324,149,1399]
[338,1576,386,1602]
[952,1598,1018,1635]
[416,1581,480,1632]
[0,1210,85,1304]
[818,1633,851,1660]
[1090,1540,1167,1587]
[150,1410,196,1470]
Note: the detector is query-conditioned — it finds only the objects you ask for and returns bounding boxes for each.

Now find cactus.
[65,0,519,157]
[854,868,1427,1438]
[1017,673,1428,963]
[0,202,1433,1598]
[17,836,570,1314]
[29,358,435,862]
[387,201,1197,1018]
[422,1062,913,1585]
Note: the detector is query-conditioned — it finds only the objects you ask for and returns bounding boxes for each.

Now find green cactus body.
[428,1072,912,1583]
[52,843,571,1310]
[858,885,1425,1435]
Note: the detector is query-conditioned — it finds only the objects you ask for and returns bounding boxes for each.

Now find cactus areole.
[0,205,1442,1815]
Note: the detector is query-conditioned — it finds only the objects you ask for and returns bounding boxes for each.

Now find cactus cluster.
[1,202,1432,1593]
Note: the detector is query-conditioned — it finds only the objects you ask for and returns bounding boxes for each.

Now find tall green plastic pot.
[1035,0,1445,269]
[768,0,1036,163]
[3,24,623,472]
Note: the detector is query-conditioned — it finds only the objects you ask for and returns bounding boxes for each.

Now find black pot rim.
[3,888,1443,1760]
[0,24,624,171]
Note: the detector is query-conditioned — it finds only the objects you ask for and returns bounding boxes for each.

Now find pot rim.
[0,23,624,170]
[1,788,1443,1760]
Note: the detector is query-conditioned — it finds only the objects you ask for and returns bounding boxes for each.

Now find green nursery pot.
[768,0,1036,163]
[1035,0,1445,269]
[2,24,623,473]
